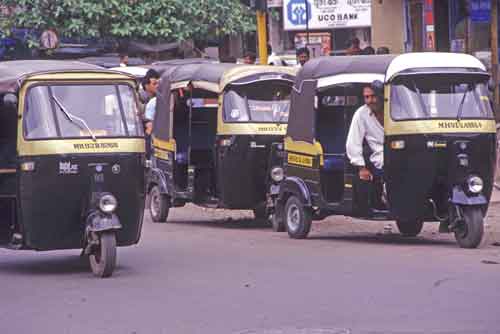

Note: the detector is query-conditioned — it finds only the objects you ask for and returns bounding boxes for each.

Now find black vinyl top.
[0,60,107,93]
[159,62,239,85]
[295,55,397,87]
[153,62,240,141]
[152,58,219,76]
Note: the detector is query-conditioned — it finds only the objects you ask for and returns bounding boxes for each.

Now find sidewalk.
[492,186,500,203]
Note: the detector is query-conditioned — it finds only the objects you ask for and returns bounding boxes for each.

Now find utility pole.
[491,0,499,107]
[256,9,268,65]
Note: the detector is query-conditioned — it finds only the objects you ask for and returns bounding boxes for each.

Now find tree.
[0,0,255,47]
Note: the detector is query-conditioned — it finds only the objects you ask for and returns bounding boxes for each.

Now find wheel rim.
[150,188,160,217]
[287,203,300,232]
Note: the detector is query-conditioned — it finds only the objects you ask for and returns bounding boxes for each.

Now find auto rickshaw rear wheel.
[454,206,484,249]
[89,231,117,278]
[150,185,170,223]
[285,195,312,239]
[396,219,424,237]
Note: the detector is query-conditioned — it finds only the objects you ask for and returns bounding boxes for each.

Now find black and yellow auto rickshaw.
[148,63,296,222]
[0,60,146,277]
[272,53,497,248]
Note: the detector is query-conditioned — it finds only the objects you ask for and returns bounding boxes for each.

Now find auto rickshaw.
[148,63,296,222]
[272,53,497,248]
[0,60,146,277]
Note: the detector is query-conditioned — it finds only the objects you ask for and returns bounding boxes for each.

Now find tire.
[89,232,117,278]
[271,212,285,232]
[454,206,484,249]
[285,195,312,239]
[149,185,170,223]
[396,219,424,237]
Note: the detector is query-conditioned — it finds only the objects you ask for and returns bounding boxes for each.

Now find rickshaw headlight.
[467,176,483,194]
[99,194,118,213]
[271,167,284,182]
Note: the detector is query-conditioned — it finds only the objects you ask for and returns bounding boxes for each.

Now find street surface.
[1,201,499,334]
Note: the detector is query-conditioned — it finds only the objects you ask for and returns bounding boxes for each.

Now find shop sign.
[470,0,490,23]
[283,0,371,31]
[268,0,283,7]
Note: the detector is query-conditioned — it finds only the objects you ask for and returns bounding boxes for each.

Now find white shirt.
[346,104,384,169]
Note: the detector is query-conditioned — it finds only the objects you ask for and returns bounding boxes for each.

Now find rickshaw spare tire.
[285,195,312,239]
[89,231,117,278]
[396,219,424,237]
[149,185,170,223]
[454,206,484,249]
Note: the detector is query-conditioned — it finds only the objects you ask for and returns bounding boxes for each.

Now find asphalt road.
[1,203,499,334]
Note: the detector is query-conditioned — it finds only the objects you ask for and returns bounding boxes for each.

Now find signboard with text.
[283,0,371,31]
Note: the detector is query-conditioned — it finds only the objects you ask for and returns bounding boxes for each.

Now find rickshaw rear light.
[20,161,35,172]
[390,140,405,150]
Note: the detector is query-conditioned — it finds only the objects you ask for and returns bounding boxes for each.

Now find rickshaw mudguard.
[278,176,312,207]
[86,211,122,232]
[148,167,170,195]
[450,187,487,205]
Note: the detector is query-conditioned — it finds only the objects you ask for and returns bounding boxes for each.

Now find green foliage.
[0,0,255,46]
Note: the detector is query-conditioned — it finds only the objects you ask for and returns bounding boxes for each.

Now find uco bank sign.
[283,0,371,30]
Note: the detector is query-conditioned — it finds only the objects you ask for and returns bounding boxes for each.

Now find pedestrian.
[296,47,310,67]
[119,51,129,67]
[376,46,390,55]
[346,38,362,55]
[139,69,160,107]
[243,51,257,64]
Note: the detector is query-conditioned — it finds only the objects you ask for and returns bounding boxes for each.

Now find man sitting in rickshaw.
[346,83,385,216]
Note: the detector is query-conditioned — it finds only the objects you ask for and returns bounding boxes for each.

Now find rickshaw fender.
[450,187,487,205]
[278,177,312,207]
[86,211,122,232]
[148,168,169,195]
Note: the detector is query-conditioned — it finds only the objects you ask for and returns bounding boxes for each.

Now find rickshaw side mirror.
[2,93,18,112]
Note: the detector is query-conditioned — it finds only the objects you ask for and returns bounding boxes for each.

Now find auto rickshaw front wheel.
[149,185,170,223]
[454,206,484,249]
[89,231,117,278]
[396,219,424,237]
[285,195,312,239]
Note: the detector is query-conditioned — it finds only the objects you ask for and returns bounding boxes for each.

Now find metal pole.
[491,0,499,108]
[257,10,268,65]
[305,0,310,46]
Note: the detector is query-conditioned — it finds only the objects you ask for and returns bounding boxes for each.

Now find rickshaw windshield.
[390,74,494,121]
[223,80,292,123]
[24,84,143,139]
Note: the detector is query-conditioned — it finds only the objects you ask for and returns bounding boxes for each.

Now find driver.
[346,82,385,215]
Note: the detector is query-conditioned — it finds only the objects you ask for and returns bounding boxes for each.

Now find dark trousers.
[353,165,384,217]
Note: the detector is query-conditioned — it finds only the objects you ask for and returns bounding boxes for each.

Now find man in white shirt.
[346,84,384,179]
[346,83,385,215]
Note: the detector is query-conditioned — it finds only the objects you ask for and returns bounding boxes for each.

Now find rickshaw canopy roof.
[287,52,488,144]
[0,60,126,93]
[153,63,297,141]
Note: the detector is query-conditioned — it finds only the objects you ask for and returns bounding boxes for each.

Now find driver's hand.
[359,167,373,181]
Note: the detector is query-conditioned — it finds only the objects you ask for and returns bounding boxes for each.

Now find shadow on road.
[166,218,270,230]
[309,233,457,247]
[0,254,129,276]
